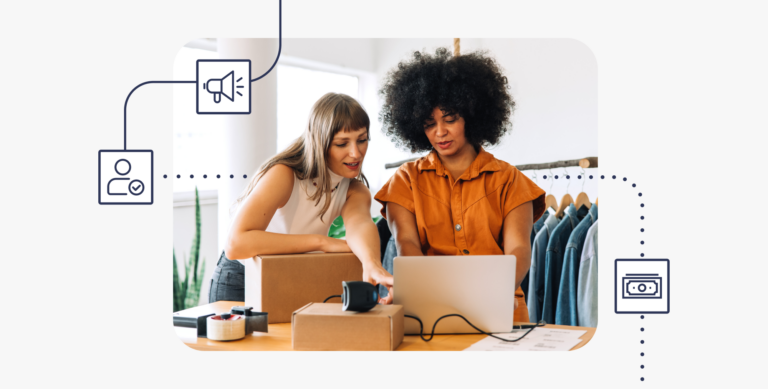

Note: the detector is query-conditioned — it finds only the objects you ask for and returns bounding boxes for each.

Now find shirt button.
[463,249,469,254]
[455,224,462,231]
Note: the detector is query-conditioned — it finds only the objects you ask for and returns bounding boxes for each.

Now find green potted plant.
[173,187,206,312]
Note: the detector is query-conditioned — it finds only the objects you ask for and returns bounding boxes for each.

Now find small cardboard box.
[292,303,404,351]
[243,253,363,323]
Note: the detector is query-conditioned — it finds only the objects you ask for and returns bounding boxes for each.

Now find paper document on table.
[464,328,587,351]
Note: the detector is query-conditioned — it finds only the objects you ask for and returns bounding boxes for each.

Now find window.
[276,65,359,151]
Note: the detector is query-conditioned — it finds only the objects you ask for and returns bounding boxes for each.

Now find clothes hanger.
[532,171,551,222]
[545,169,558,215]
[574,167,592,210]
[555,169,574,219]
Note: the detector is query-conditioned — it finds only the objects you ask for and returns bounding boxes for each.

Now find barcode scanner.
[341,281,378,312]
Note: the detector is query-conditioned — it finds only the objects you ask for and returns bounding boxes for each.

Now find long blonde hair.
[235,93,370,221]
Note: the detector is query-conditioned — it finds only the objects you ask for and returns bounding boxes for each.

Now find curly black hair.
[379,47,515,153]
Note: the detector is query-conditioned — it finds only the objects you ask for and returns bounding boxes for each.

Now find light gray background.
[1,0,766,387]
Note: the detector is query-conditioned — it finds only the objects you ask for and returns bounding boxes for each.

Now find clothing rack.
[516,157,598,171]
[385,156,598,171]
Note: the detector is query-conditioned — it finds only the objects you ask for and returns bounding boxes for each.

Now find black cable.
[405,314,545,342]
[122,0,282,149]
[123,80,194,150]
[324,294,342,303]
[321,292,542,342]
[251,0,282,82]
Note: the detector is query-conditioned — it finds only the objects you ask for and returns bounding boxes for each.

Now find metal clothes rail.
[385,156,598,171]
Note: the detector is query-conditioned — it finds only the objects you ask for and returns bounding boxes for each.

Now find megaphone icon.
[204,71,235,104]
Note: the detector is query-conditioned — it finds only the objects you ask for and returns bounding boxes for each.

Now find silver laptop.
[393,255,517,335]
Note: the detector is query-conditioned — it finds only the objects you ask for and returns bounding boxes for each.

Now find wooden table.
[174,301,596,351]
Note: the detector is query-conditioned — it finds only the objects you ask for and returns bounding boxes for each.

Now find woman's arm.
[502,201,534,291]
[385,202,424,257]
[224,164,349,260]
[341,180,394,299]
[379,202,423,304]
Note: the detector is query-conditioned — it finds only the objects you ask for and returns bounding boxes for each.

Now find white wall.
[482,38,598,203]
[283,38,377,72]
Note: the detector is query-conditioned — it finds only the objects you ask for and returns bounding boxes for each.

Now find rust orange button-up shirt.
[374,148,546,321]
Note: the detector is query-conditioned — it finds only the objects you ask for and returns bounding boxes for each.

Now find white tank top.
[265,169,350,236]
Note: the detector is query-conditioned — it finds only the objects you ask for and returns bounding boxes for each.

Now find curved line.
[124,80,195,150]
[251,0,282,82]
[122,0,281,148]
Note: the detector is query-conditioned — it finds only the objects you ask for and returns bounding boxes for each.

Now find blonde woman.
[210,93,394,304]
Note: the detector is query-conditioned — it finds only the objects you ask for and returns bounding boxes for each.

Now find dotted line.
[641,314,645,381]
[540,173,645,257]
[162,174,249,179]
[542,171,647,382]
[610,174,646,382]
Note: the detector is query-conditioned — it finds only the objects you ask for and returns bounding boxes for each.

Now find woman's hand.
[363,264,394,304]
[319,236,352,253]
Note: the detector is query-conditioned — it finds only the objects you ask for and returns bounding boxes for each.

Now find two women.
[215,48,543,324]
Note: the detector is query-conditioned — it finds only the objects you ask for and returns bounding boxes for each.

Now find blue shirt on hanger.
[521,210,550,300]
[577,220,599,328]
[556,204,597,326]
[527,210,560,323]
[531,210,550,245]
[541,203,589,325]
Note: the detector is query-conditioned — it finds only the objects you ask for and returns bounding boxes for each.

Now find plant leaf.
[173,249,181,312]
[181,251,191,310]
[190,186,201,284]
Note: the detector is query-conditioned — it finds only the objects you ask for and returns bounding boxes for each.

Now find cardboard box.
[292,303,404,351]
[243,253,363,323]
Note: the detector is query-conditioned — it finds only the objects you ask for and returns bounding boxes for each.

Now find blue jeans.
[379,236,397,298]
[209,251,245,303]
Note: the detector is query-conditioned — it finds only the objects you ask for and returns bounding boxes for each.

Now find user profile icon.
[98,150,153,205]
[107,159,132,195]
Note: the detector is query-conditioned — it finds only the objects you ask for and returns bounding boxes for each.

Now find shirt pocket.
[463,184,504,245]
[419,195,453,248]
[415,177,453,247]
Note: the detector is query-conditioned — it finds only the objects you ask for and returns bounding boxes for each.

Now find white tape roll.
[207,314,246,341]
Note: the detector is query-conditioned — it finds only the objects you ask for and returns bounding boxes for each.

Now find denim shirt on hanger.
[541,204,589,325]
[577,220,598,328]
[521,210,550,299]
[531,210,550,246]
[555,204,597,326]
[527,211,560,323]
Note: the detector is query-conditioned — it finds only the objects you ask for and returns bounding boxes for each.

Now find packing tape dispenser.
[173,306,268,341]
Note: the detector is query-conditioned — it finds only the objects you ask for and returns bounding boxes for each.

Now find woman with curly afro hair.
[374,48,546,322]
